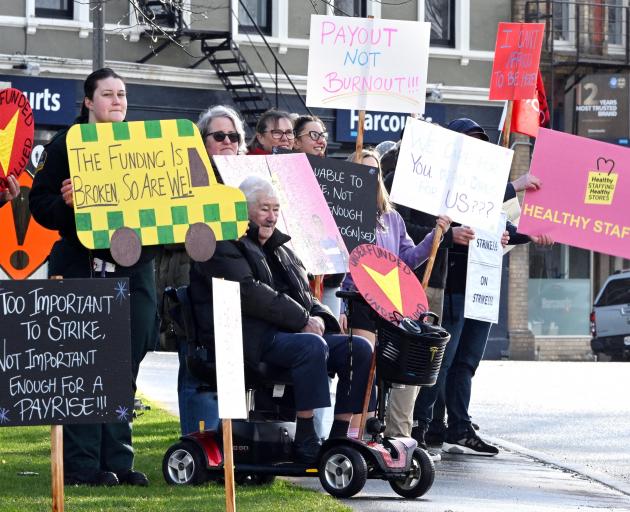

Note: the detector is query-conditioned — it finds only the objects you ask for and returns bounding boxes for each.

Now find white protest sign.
[306,15,431,113]
[390,117,513,232]
[212,278,247,420]
[464,213,507,323]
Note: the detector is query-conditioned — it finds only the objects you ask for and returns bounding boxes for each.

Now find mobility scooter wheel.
[318,446,368,498]
[163,440,209,485]
[388,447,435,499]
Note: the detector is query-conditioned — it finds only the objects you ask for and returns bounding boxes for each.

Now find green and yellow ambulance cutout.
[67,119,248,266]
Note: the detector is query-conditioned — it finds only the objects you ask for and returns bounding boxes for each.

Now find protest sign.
[519,128,630,259]
[0,170,59,279]
[307,154,377,252]
[0,278,132,427]
[66,119,248,266]
[390,117,513,232]
[465,213,506,323]
[306,15,431,114]
[489,22,545,100]
[349,244,428,323]
[0,88,34,192]
[212,278,247,420]
[214,153,349,274]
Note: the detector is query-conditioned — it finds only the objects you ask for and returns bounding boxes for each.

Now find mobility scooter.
[162,286,450,499]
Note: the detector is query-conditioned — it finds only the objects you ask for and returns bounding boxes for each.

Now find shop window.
[334,0,367,17]
[425,0,455,48]
[35,0,74,19]
[528,245,592,336]
[607,0,624,46]
[239,0,272,35]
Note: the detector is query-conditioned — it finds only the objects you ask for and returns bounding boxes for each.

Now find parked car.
[591,270,630,361]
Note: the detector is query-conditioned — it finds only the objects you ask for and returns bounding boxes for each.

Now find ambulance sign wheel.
[185,223,217,262]
[110,227,142,267]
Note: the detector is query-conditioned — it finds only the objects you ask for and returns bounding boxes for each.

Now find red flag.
[511,70,550,137]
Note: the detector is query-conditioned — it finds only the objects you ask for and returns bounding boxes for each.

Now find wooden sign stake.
[51,425,64,512]
[223,419,236,512]
[353,110,366,163]
[421,226,443,290]
[502,100,514,148]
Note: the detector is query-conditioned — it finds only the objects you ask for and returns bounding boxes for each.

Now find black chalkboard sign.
[307,155,378,253]
[0,278,133,427]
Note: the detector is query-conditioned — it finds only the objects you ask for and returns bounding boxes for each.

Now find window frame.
[34,0,74,20]
[238,0,273,36]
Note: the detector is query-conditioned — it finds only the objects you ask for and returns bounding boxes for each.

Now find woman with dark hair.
[293,115,328,157]
[29,68,156,487]
[247,109,295,154]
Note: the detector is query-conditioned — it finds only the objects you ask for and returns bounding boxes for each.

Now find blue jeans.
[261,332,374,415]
[414,293,491,438]
[177,342,220,435]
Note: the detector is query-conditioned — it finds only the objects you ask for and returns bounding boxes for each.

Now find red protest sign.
[0,88,34,192]
[489,22,545,101]
[349,244,428,324]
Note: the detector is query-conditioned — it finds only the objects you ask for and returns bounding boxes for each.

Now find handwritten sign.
[214,153,349,274]
[212,278,247,420]
[489,22,545,100]
[349,244,428,323]
[306,15,431,113]
[464,213,506,323]
[307,154,378,253]
[66,119,248,263]
[390,117,513,232]
[519,128,630,259]
[0,278,132,427]
[0,88,34,192]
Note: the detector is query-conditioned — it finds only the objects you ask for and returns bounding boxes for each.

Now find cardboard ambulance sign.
[66,119,249,267]
[0,88,34,192]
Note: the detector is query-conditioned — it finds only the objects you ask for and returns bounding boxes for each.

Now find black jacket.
[29,126,154,268]
[189,223,340,366]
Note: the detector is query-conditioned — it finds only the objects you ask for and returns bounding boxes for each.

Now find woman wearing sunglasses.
[156,105,247,440]
[247,109,295,155]
[293,115,328,157]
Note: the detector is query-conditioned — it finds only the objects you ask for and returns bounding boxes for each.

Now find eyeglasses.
[297,130,328,142]
[206,131,241,143]
[265,129,295,140]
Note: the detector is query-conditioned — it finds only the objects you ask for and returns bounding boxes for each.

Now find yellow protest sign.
[584,171,618,205]
[67,119,248,266]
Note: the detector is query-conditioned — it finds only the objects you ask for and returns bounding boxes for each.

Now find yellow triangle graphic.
[362,264,403,313]
[0,110,19,172]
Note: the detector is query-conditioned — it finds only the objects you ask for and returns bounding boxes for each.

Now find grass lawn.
[0,398,350,512]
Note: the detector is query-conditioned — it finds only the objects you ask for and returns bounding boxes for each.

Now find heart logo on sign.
[0,88,35,193]
[596,156,615,176]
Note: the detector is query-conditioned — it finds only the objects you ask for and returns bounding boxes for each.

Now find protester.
[0,174,20,207]
[189,175,375,463]
[29,68,156,487]
[339,149,451,445]
[247,109,294,154]
[293,115,328,157]
[156,105,247,437]
[411,118,553,457]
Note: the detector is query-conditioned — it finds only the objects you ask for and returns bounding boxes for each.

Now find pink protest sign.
[489,22,545,100]
[213,153,349,275]
[519,128,630,259]
[306,15,431,114]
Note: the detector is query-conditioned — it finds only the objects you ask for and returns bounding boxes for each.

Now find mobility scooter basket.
[376,315,450,387]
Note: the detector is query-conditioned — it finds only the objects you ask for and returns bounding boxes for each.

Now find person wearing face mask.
[29,68,156,487]
[155,105,247,437]
[247,109,295,155]
[189,175,375,464]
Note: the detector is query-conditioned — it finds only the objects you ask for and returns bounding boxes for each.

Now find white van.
[590,270,630,361]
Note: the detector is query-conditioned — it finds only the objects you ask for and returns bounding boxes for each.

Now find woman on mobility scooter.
[188,175,375,463]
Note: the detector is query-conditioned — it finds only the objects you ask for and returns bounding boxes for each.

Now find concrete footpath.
[138,352,630,511]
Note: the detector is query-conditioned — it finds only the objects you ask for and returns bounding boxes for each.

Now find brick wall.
[535,337,594,361]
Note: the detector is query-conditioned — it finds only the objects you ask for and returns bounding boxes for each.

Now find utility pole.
[93,0,105,70]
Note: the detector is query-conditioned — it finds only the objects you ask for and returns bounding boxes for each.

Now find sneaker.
[443,431,498,457]
[411,427,441,462]
[116,469,149,486]
[65,469,119,486]
[425,431,445,448]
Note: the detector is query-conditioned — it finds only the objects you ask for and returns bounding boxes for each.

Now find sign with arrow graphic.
[349,244,428,324]
[0,88,34,193]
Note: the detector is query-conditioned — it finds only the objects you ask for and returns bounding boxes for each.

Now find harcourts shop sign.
[336,109,409,144]
[0,75,76,126]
